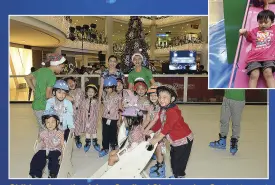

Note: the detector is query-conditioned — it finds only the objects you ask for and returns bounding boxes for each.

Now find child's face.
[87,88,96,98]
[158,91,171,107]
[133,55,142,67]
[56,89,67,101]
[258,18,273,30]
[105,87,113,94]
[45,117,58,131]
[116,81,123,92]
[149,93,158,104]
[136,85,147,97]
[67,79,76,90]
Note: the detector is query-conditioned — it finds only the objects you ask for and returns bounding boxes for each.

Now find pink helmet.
[121,106,144,117]
[122,89,138,107]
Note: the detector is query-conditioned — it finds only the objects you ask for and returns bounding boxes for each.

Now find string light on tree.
[121,16,150,73]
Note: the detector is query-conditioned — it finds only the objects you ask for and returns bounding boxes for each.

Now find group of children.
[27,57,196,178]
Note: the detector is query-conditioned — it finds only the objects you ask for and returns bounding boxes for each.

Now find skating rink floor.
[10,104,268,179]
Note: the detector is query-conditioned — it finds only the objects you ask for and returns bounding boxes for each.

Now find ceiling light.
[173,27,175,28]
[121,25,122,26]
[96,20,97,21]
[76,20,78,22]
[149,31,151,32]
[22,40,26,43]
[161,29,162,30]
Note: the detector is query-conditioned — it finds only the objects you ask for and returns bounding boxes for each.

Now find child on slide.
[239,10,275,88]
[107,106,145,169]
[29,109,64,178]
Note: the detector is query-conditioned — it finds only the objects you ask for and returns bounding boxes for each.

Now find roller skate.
[84,138,91,152]
[230,138,238,155]
[99,149,109,157]
[149,162,166,178]
[92,138,101,152]
[209,133,226,149]
[150,161,165,172]
[75,136,82,149]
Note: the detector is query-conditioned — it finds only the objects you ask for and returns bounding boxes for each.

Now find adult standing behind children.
[98,55,124,103]
[128,51,155,90]
[25,54,69,131]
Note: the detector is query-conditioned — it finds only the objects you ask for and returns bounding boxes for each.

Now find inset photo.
[209,0,275,88]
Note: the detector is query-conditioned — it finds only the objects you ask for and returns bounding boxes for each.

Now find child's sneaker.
[75,136,82,149]
[92,138,101,152]
[99,149,109,157]
[150,162,165,172]
[84,138,91,152]
[209,133,226,149]
[48,173,57,178]
[230,138,238,155]
[149,162,166,178]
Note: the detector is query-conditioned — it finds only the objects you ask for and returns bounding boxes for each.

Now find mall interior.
[9,6,268,179]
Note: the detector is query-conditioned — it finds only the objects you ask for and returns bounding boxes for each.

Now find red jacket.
[151,105,192,141]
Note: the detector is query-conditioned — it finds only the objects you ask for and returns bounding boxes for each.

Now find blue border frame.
[4,0,274,185]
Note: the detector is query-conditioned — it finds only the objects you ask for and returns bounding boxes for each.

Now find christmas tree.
[121,16,150,73]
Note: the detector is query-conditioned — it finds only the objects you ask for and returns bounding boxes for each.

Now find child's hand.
[144,129,153,136]
[239,29,247,35]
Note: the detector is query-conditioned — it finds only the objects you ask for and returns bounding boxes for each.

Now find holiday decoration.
[121,16,150,73]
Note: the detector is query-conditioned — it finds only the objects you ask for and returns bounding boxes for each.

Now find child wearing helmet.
[24,53,70,131]
[45,80,74,141]
[99,76,122,157]
[148,84,193,178]
[133,78,151,126]
[29,109,64,178]
[143,83,166,178]
[74,84,101,153]
[107,106,145,169]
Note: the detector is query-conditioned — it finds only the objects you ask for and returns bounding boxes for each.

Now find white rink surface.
[10,104,268,178]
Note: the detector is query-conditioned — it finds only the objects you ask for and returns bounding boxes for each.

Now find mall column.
[150,17,157,60]
[105,16,114,60]
[200,16,208,70]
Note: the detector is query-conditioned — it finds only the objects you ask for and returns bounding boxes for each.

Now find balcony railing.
[10,74,267,104]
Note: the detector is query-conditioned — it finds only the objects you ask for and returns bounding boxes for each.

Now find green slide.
[223,0,248,64]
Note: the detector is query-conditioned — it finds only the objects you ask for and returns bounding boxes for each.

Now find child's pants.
[102,118,118,150]
[220,97,245,139]
[170,139,193,178]
[64,127,70,141]
[33,110,44,131]
[29,150,61,178]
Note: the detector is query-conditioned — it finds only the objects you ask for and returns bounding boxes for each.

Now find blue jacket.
[46,97,74,130]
